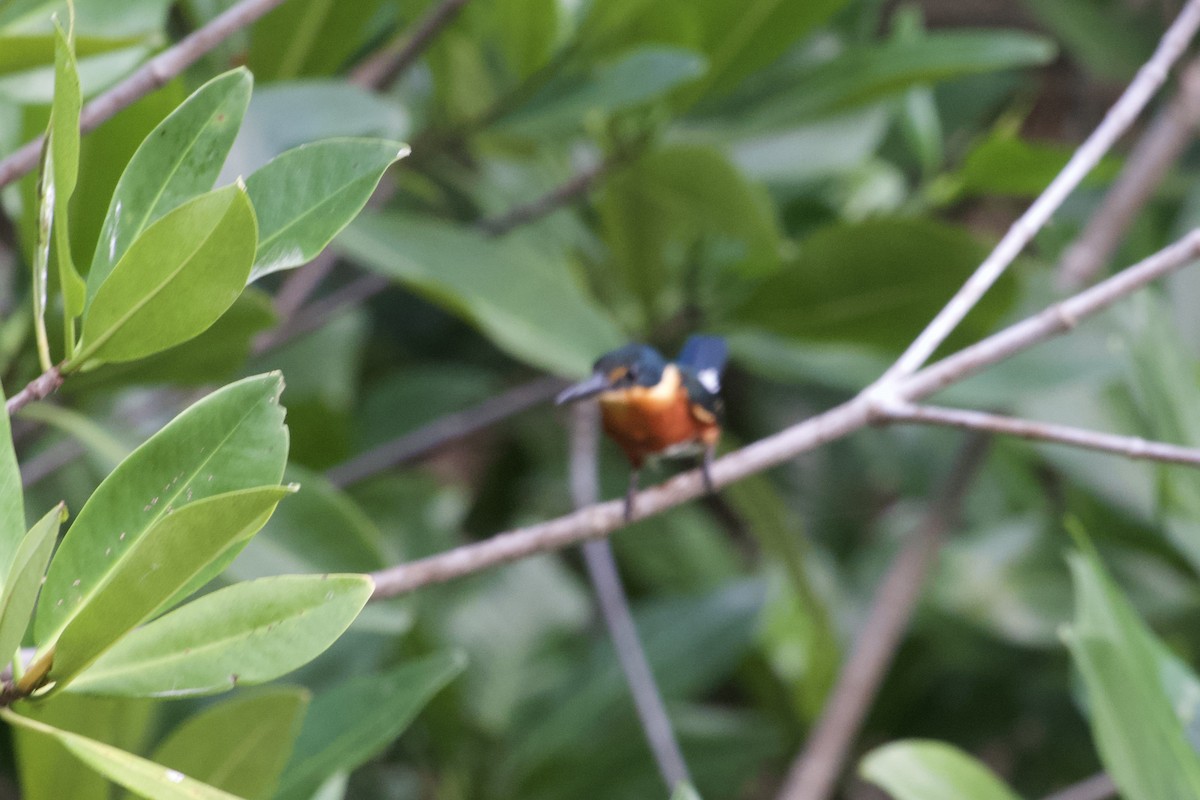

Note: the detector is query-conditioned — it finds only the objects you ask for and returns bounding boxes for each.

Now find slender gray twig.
[366,228,1200,600]
[874,0,1200,386]
[325,376,565,488]
[571,403,692,791]
[1041,773,1116,800]
[20,439,84,488]
[1058,57,1200,290]
[885,403,1200,466]
[348,0,473,90]
[477,160,610,237]
[776,435,990,800]
[0,0,292,191]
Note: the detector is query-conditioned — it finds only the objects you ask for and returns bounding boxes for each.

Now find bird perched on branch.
[556,335,728,521]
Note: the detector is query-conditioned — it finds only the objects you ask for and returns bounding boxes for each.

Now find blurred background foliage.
[4,0,1200,798]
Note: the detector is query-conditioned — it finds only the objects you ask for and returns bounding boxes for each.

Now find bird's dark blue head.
[555,343,666,404]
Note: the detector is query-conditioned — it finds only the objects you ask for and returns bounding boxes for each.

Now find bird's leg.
[701,444,716,495]
[624,467,640,522]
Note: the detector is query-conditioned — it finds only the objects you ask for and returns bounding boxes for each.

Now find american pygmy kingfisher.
[556,335,728,520]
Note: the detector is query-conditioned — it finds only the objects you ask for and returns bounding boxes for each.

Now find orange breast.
[598,365,719,466]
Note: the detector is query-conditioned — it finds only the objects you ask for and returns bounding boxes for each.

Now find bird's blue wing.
[678,335,728,373]
[677,335,727,395]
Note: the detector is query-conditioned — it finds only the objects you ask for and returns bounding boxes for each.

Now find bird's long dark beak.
[555,372,610,405]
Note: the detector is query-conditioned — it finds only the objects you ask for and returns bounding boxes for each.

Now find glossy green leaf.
[741,30,1055,129]
[141,688,309,799]
[65,288,276,391]
[0,41,150,104]
[859,740,1021,800]
[86,68,252,299]
[36,373,289,644]
[4,708,242,800]
[42,485,295,688]
[273,651,466,800]
[245,138,408,281]
[0,379,25,581]
[733,217,1015,355]
[339,215,623,376]
[1064,540,1200,799]
[0,504,65,669]
[70,574,372,697]
[14,694,155,800]
[495,48,707,138]
[49,18,86,327]
[74,183,258,368]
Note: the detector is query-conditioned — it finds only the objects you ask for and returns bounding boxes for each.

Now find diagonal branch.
[883,403,1200,466]
[1058,57,1200,290]
[571,403,692,791]
[0,0,291,191]
[775,435,991,800]
[349,0,474,89]
[874,0,1200,386]
[366,228,1200,600]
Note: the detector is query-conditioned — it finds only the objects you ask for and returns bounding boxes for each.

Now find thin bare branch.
[366,228,1200,599]
[1041,774,1116,800]
[572,403,692,790]
[875,0,1200,386]
[776,435,990,800]
[0,0,291,191]
[477,159,609,237]
[1058,57,1200,290]
[253,273,390,353]
[349,0,473,90]
[5,367,62,417]
[885,403,1200,466]
[325,376,565,488]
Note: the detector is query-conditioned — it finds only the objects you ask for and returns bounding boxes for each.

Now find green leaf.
[732,217,1015,355]
[74,182,258,368]
[953,127,1121,199]
[495,47,707,138]
[1018,0,1156,81]
[141,688,309,799]
[1064,538,1200,799]
[49,17,86,327]
[69,574,372,697]
[41,485,295,689]
[273,651,466,800]
[0,379,25,581]
[4,707,243,800]
[739,30,1056,129]
[0,504,65,670]
[339,215,623,376]
[36,373,289,645]
[246,0,388,81]
[0,40,150,105]
[0,33,144,76]
[245,138,408,281]
[859,740,1021,800]
[598,143,781,321]
[13,694,155,800]
[86,68,252,300]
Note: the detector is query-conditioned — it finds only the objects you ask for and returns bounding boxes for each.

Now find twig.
[874,0,1200,386]
[0,0,291,191]
[253,273,390,352]
[270,249,340,322]
[571,403,692,791]
[325,376,565,488]
[20,439,84,488]
[5,367,62,416]
[348,0,473,90]
[366,228,1200,599]
[476,160,610,237]
[884,403,1200,466]
[1058,57,1200,290]
[1041,773,1116,800]
[775,435,990,800]
[268,155,618,353]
